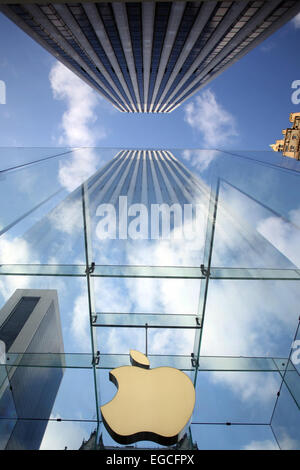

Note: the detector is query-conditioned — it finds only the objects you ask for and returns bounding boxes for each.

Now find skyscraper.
[0,289,64,450]
[270,112,300,160]
[85,149,207,216]
[1,1,300,112]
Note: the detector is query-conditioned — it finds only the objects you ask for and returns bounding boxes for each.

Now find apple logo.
[100,349,195,446]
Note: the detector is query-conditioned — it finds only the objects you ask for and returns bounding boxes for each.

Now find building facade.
[0,289,64,450]
[1,1,300,112]
[270,112,300,160]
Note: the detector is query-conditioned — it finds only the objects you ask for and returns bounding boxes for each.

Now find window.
[0,297,40,351]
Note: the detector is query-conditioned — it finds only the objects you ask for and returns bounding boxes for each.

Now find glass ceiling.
[0,147,299,450]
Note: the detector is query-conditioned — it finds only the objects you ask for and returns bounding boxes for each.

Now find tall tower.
[1,1,300,112]
[0,289,64,450]
[76,149,209,244]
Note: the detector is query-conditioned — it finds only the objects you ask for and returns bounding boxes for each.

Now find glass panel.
[148,328,195,355]
[1,354,93,368]
[94,312,200,328]
[97,326,145,354]
[200,280,300,358]
[87,150,208,267]
[96,354,193,371]
[207,150,300,224]
[0,366,97,449]
[40,419,96,450]
[0,187,86,265]
[93,277,201,315]
[193,371,281,424]
[92,265,204,279]
[0,149,73,233]
[0,265,86,276]
[211,179,299,269]
[0,276,90,353]
[271,382,300,450]
[198,356,282,372]
[191,424,278,450]
[210,267,300,280]
[0,147,74,172]
[49,368,97,421]
[0,354,284,372]
[213,149,300,175]
[0,148,122,266]
[0,147,299,449]
[280,360,300,409]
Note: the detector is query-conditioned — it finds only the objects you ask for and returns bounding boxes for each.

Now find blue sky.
[0,9,300,451]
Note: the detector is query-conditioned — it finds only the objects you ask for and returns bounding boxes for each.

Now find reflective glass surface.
[0,147,299,449]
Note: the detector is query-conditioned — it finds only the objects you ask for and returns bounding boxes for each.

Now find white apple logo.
[101,350,195,445]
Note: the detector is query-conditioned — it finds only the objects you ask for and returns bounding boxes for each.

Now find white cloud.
[257,207,300,267]
[49,62,106,191]
[243,439,278,450]
[181,149,219,172]
[49,62,105,147]
[149,328,195,355]
[292,12,300,29]
[70,276,135,353]
[57,148,100,192]
[48,198,83,236]
[40,414,90,450]
[269,428,300,450]
[70,291,91,352]
[0,235,33,265]
[200,188,300,360]
[0,235,39,298]
[210,371,280,405]
[244,430,300,450]
[103,327,145,354]
[184,89,238,148]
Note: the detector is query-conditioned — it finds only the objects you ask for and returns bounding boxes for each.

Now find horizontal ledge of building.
[0,264,299,280]
[92,312,202,329]
[0,353,291,372]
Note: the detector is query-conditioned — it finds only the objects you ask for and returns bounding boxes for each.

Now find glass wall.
[0,147,299,449]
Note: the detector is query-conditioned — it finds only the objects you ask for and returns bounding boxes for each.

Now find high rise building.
[0,289,64,450]
[83,149,207,218]
[270,112,300,160]
[1,1,300,112]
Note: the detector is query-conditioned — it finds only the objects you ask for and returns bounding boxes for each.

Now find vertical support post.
[81,183,101,430]
[270,317,300,449]
[145,323,148,357]
[192,177,220,386]
[0,346,18,445]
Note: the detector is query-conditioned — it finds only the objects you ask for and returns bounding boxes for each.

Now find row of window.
[87,150,201,206]
[9,1,299,112]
